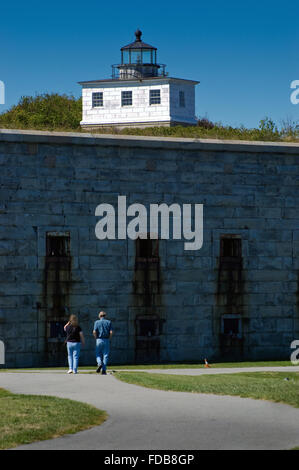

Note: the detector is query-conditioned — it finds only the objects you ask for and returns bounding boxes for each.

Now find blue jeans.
[67,342,81,373]
[96,338,110,372]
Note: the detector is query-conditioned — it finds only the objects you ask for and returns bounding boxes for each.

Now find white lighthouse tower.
[79,30,199,129]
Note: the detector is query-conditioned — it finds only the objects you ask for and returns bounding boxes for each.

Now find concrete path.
[4,365,299,375]
[1,369,299,450]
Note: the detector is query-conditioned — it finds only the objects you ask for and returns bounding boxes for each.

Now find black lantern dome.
[112,30,167,79]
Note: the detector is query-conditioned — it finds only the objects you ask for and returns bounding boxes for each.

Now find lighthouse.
[79,30,199,129]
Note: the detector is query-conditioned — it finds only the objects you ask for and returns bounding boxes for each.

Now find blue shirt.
[93,318,112,339]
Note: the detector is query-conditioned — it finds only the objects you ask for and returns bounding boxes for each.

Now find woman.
[64,315,85,374]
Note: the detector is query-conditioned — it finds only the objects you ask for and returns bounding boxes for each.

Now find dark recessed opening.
[49,321,66,339]
[138,319,159,337]
[136,237,159,259]
[220,237,242,258]
[46,234,70,257]
[223,318,239,335]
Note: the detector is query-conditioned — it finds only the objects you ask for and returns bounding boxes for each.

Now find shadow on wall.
[133,237,164,363]
[216,235,245,360]
[43,232,72,366]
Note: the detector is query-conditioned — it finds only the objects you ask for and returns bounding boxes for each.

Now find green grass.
[118,120,299,142]
[0,360,296,373]
[110,360,295,370]
[115,371,299,408]
[0,93,298,142]
[0,388,107,449]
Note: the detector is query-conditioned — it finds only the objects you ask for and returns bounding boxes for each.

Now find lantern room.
[113,29,167,79]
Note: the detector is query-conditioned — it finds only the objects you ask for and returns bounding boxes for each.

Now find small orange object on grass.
[204,358,211,368]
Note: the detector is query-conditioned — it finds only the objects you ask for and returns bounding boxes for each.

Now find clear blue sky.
[1,0,298,127]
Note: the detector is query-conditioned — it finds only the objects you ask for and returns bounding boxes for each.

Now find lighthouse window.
[122,91,132,106]
[179,91,185,107]
[131,51,142,64]
[143,49,152,63]
[122,51,130,64]
[92,92,103,108]
[150,89,161,105]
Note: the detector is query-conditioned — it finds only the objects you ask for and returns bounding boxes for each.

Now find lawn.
[110,360,296,370]
[0,388,107,449]
[115,371,299,409]
[0,360,295,373]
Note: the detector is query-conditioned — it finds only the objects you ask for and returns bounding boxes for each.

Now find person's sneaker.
[96,365,102,373]
[73,371,78,374]
[101,370,107,375]
[67,370,73,374]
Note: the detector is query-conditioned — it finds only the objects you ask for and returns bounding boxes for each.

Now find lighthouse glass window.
[122,91,132,106]
[150,89,161,105]
[131,50,142,64]
[142,49,152,63]
[92,92,103,108]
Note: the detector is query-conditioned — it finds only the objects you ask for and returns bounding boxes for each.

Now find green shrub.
[0,93,82,131]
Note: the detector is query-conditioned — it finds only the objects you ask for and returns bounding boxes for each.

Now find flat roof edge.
[78,77,200,85]
[0,128,298,154]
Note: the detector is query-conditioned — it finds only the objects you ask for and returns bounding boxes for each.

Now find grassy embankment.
[0,93,298,142]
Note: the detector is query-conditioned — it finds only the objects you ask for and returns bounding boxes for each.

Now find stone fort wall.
[0,129,298,367]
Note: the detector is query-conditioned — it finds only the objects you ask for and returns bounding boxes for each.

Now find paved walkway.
[1,367,299,450]
[4,365,299,375]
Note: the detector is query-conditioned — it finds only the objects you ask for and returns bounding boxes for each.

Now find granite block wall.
[0,129,298,367]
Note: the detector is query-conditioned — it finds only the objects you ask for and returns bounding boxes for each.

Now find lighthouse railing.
[111,64,167,80]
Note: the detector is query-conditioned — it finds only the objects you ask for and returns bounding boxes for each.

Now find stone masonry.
[0,129,298,367]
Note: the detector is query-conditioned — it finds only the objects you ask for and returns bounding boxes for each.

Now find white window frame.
[122,90,133,106]
[92,92,103,108]
[149,89,161,105]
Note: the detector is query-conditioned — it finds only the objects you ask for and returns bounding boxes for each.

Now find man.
[93,311,113,375]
